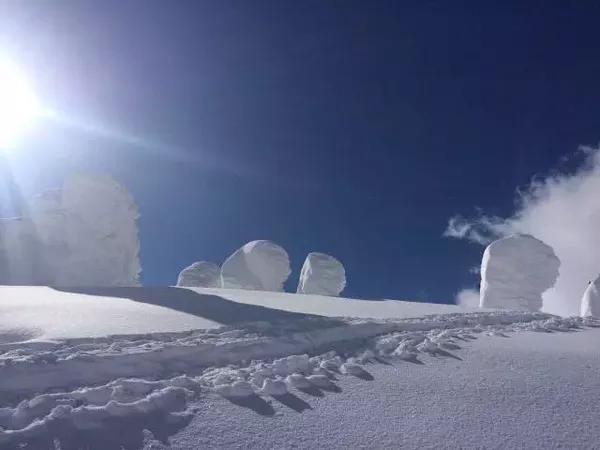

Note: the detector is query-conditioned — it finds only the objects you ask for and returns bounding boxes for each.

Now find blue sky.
[2,1,600,302]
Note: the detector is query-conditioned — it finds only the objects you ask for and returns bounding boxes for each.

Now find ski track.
[0,311,594,447]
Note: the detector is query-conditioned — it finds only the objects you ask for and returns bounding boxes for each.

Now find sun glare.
[0,59,40,149]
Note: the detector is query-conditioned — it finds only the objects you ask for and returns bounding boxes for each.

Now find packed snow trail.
[0,307,569,397]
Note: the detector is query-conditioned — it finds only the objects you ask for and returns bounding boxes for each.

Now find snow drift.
[297,252,346,296]
[177,261,220,287]
[220,240,291,292]
[0,173,140,286]
[580,275,600,317]
[480,234,560,311]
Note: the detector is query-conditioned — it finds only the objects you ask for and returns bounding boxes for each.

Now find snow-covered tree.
[177,261,220,287]
[580,275,600,317]
[0,173,141,286]
[480,234,560,311]
[297,252,346,297]
[220,240,291,291]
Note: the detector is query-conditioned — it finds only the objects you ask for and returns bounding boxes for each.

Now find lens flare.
[0,59,40,149]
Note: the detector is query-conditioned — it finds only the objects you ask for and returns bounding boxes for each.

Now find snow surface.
[297,252,346,296]
[220,240,291,292]
[0,287,224,343]
[197,287,486,320]
[176,261,220,288]
[580,274,600,317]
[0,285,592,448]
[0,286,496,346]
[480,234,560,311]
[170,329,600,450]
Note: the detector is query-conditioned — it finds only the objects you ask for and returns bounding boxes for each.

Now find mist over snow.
[0,173,140,286]
[456,288,480,308]
[445,145,600,316]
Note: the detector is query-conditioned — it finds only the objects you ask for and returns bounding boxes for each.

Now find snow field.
[0,312,591,446]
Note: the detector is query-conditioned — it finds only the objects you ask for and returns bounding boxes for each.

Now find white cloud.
[455,288,480,308]
[468,266,481,275]
[443,214,511,245]
[445,145,600,316]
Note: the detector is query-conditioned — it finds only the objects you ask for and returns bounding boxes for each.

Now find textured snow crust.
[480,234,560,311]
[220,240,291,291]
[297,252,346,296]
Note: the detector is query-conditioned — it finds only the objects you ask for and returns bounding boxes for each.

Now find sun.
[0,59,40,149]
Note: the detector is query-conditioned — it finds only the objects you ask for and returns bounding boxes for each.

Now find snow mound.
[0,376,196,447]
[220,240,291,291]
[305,374,334,389]
[213,380,254,398]
[340,362,366,377]
[392,341,418,360]
[319,356,342,371]
[416,339,439,353]
[286,373,311,389]
[297,252,346,297]
[176,261,220,287]
[480,234,560,311]
[272,354,311,376]
[260,378,288,396]
[580,275,600,317]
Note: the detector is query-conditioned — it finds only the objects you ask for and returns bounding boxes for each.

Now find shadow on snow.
[52,286,346,334]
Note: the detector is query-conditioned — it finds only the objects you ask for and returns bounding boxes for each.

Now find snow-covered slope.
[0,287,220,342]
[0,286,593,448]
[192,287,485,320]
[0,286,487,342]
[171,329,600,450]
